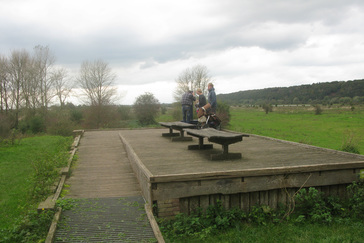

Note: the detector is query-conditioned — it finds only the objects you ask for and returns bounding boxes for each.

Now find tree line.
[217,79,364,106]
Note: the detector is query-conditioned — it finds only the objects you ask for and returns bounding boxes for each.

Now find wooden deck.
[119,128,364,217]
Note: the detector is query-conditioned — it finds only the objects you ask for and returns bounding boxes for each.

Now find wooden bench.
[159,121,196,141]
[184,128,249,160]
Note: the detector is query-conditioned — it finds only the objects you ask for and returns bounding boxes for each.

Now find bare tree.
[33,45,56,114]
[76,59,117,128]
[51,68,72,107]
[0,55,10,113]
[8,49,31,128]
[174,64,211,101]
[77,59,117,106]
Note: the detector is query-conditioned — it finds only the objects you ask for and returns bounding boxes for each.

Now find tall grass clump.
[341,130,361,154]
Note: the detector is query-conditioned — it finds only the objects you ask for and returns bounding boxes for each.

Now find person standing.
[181,90,195,123]
[207,83,217,113]
[196,88,207,109]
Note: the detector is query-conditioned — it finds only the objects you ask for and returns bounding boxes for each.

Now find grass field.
[227,105,364,154]
[0,136,72,232]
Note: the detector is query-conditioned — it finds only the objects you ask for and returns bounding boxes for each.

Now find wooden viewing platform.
[119,128,364,218]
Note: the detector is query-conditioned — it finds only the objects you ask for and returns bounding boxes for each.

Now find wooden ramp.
[54,130,157,242]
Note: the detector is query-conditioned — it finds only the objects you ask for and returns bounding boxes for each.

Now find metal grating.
[55,196,156,242]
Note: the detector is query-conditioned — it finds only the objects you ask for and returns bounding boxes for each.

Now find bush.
[294,187,333,223]
[341,130,360,154]
[133,92,160,125]
[29,116,46,134]
[262,103,273,114]
[347,181,364,219]
[313,104,323,115]
[216,101,231,127]
[0,114,12,138]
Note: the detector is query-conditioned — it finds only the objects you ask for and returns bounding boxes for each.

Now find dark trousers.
[182,105,192,123]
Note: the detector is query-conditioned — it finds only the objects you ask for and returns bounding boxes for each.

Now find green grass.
[170,221,364,243]
[0,136,72,231]
[228,105,364,154]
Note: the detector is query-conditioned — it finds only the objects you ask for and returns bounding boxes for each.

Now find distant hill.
[217,79,364,105]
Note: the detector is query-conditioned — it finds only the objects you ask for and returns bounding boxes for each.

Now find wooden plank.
[222,195,230,209]
[189,196,200,214]
[144,204,166,243]
[250,192,259,207]
[230,194,240,209]
[200,195,210,211]
[278,189,287,207]
[260,191,269,206]
[45,207,62,243]
[269,189,278,209]
[150,161,364,183]
[241,193,250,211]
[329,185,339,197]
[119,133,153,203]
[178,198,188,215]
[338,184,348,199]
[210,194,221,206]
[152,170,360,201]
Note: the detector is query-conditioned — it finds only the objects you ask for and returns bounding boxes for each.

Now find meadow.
[227,105,364,154]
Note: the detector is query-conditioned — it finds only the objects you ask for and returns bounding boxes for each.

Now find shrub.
[133,92,160,125]
[347,181,364,219]
[341,130,360,154]
[29,116,46,134]
[216,101,231,127]
[262,103,273,114]
[294,187,332,223]
[313,104,323,115]
[0,114,12,138]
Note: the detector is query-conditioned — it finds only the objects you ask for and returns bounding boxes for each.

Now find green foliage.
[133,92,160,125]
[294,188,333,223]
[262,103,273,114]
[340,130,361,154]
[160,201,247,240]
[217,79,364,106]
[312,104,323,115]
[69,108,83,124]
[118,105,132,121]
[29,116,46,134]
[0,135,72,241]
[0,114,12,138]
[347,181,364,219]
[161,183,364,242]
[0,209,54,243]
[216,100,231,126]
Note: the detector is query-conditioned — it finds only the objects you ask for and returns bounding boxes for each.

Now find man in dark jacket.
[181,90,195,123]
[208,83,217,113]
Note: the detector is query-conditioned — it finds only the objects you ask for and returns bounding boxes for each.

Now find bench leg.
[162,127,179,137]
[210,144,241,160]
[188,137,213,150]
[211,153,242,160]
[171,130,193,141]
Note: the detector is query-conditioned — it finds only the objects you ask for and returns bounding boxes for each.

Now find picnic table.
[159,121,196,141]
[184,128,249,160]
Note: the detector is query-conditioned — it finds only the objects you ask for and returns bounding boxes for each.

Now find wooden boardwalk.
[55,130,157,242]
[65,130,141,198]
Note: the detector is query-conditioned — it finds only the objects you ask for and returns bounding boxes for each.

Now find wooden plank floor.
[119,128,364,178]
[65,130,141,198]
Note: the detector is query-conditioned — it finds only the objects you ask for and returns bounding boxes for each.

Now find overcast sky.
[1,0,364,104]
